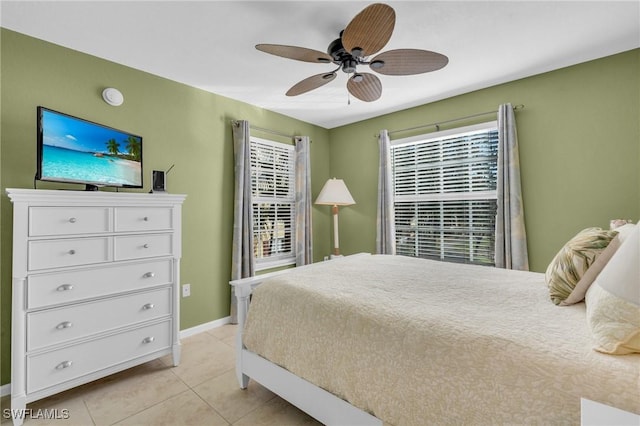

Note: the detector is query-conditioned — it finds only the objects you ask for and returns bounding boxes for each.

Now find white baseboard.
[179,316,232,339]
[0,316,233,398]
[1,383,10,398]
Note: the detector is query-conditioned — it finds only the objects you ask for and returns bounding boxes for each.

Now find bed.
[230,252,640,425]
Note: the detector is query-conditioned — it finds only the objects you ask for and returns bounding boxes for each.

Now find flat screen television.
[36,106,143,191]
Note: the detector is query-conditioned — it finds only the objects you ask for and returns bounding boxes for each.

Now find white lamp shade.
[315,178,355,206]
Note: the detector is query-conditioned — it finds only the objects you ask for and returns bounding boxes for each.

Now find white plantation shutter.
[391,122,498,265]
[250,137,296,269]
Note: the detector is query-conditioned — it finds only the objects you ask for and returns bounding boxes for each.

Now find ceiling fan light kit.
[256,2,448,103]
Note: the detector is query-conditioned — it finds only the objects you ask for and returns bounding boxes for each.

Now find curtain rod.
[386,104,525,137]
[231,120,297,139]
[251,124,297,139]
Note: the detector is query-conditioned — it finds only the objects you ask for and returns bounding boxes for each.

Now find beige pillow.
[545,227,618,305]
[585,224,640,354]
[561,224,636,305]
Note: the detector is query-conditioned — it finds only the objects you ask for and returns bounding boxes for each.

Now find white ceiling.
[2,1,639,129]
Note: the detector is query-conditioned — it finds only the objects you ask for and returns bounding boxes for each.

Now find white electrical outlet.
[182,284,191,298]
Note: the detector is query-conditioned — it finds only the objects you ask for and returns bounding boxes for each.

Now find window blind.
[391,122,498,265]
[250,137,296,269]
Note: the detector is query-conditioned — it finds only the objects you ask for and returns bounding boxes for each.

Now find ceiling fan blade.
[342,3,395,57]
[286,72,337,96]
[370,49,449,75]
[256,44,333,63]
[347,73,382,102]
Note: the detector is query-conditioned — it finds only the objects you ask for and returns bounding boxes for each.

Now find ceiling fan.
[256,3,449,102]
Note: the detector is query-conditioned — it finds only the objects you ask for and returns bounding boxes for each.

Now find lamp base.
[329,254,344,259]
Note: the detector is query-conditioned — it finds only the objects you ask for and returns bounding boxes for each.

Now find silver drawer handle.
[143,272,155,278]
[142,303,155,310]
[56,321,73,330]
[68,217,77,223]
[143,244,149,249]
[55,361,73,370]
[68,249,76,255]
[56,284,74,292]
[143,216,149,221]
[142,336,155,344]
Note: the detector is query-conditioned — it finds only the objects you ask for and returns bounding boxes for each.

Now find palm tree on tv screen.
[106,138,120,156]
[125,136,141,162]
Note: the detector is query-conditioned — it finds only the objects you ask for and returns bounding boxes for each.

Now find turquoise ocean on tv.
[42,145,142,186]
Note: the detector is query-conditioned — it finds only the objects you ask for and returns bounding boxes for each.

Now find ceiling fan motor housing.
[327,37,347,62]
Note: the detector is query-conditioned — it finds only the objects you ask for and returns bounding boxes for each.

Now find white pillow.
[614,223,637,243]
[585,224,640,354]
[562,223,637,305]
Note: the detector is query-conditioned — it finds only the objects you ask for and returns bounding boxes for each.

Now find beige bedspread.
[242,254,640,425]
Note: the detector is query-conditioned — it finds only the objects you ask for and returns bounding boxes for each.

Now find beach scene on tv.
[40,109,142,187]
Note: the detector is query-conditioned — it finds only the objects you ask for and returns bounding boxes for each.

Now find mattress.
[242,254,640,425]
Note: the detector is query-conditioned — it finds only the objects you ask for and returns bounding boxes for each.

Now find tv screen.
[36,106,143,190]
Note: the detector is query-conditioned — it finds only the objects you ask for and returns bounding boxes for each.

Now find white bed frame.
[230,260,383,426]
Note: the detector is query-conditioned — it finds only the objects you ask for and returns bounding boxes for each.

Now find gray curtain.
[230,120,255,323]
[295,136,313,266]
[495,104,529,270]
[376,129,396,254]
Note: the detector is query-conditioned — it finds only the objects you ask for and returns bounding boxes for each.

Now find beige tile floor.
[1,325,321,426]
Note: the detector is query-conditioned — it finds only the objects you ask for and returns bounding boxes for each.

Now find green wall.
[0,29,332,385]
[328,49,640,273]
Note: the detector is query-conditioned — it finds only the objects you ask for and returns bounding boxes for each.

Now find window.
[391,122,498,266]
[250,137,296,270]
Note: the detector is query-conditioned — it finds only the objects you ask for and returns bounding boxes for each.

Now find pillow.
[545,227,618,305]
[561,224,636,305]
[613,223,637,243]
[585,224,640,354]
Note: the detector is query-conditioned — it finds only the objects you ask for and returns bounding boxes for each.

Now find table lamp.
[315,178,355,256]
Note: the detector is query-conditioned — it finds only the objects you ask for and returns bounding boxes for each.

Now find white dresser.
[6,189,186,426]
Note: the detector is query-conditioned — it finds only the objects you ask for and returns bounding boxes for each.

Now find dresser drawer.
[29,207,111,236]
[114,234,173,261]
[27,287,172,351]
[115,207,173,232]
[28,237,112,271]
[27,259,173,309]
[27,320,171,393]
